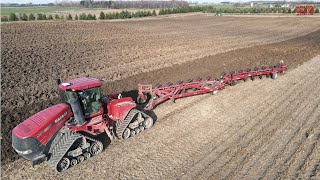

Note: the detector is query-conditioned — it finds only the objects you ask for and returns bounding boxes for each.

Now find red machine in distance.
[12,61,286,172]
[296,5,314,15]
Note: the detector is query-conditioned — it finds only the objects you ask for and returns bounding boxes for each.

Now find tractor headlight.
[15,148,32,155]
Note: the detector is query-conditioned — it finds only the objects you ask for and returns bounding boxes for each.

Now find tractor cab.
[58,77,104,125]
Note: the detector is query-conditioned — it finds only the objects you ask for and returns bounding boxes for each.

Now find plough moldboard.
[137,61,287,110]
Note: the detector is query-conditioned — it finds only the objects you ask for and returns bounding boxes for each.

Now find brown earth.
[2,53,320,180]
[1,14,320,178]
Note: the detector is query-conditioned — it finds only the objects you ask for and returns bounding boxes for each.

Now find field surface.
[1,14,320,179]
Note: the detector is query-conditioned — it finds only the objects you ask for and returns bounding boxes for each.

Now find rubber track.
[115,109,154,139]
[115,109,139,139]
[47,130,82,171]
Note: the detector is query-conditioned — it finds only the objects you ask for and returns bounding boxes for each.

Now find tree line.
[1,13,76,21]
[1,7,319,22]
[79,0,188,9]
[158,6,320,15]
[99,10,156,19]
[1,10,157,22]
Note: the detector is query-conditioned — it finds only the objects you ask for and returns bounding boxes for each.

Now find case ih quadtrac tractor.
[12,77,155,172]
[12,62,286,172]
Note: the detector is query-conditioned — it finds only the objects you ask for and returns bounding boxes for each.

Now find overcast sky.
[2,0,54,3]
[1,0,241,4]
[1,0,319,4]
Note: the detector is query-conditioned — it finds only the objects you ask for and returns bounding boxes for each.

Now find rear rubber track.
[115,109,153,139]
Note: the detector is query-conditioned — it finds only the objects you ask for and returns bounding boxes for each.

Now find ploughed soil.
[1,14,320,179]
[2,51,320,180]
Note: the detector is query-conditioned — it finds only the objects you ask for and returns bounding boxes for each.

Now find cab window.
[77,87,102,116]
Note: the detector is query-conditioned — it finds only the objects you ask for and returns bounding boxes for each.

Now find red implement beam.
[138,61,286,110]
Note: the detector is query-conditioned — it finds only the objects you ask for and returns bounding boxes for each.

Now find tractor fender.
[107,97,137,120]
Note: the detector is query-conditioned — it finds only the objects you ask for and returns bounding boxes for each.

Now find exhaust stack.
[69,97,86,126]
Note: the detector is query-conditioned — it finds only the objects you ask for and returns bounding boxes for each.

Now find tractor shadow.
[121,89,139,102]
[96,133,112,151]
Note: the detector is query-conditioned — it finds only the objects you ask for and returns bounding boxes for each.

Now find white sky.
[1,0,319,4]
[0,0,257,4]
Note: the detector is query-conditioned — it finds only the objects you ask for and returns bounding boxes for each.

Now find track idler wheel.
[130,130,136,137]
[143,117,154,129]
[77,155,84,163]
[89,141,103,156]
[70,158,78,167]
[83,152,91,160]
[123,128,131,139]
[57,157,70,172]
[139,126,145,132]
[135,128,141,134]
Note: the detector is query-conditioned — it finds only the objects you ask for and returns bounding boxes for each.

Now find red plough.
[138,61,286,110]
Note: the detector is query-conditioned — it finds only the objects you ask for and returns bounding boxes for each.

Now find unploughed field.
[1,14,320,179]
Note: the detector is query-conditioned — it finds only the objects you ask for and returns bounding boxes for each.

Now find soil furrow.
[237,65,320,179]
[284,115,320,179]
[178,69,317,180]
[203,75,320,179]
[261,103,320,179]
[220,82,320,180]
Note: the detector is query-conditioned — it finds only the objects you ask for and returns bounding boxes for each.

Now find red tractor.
[12,61,286,172]
[12,77,155,172]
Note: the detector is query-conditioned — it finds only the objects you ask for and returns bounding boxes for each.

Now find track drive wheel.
[123,128,131,139]
[89,141,103,156]
[143,117,154,129]
[57,157,70,172]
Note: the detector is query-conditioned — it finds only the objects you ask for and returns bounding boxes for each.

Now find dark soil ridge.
[2,29,320,165]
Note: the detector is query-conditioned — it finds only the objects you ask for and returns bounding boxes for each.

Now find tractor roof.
[58,77,103,91]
